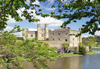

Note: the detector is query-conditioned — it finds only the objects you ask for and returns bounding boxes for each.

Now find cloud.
[28,28,37,31]
[34,16,63,26]
[7,8,25,24]
[4,26,13,31]
[32,0,40,5]
[26,0,40,5]
[45,8,56,11]
[7,16,18,24]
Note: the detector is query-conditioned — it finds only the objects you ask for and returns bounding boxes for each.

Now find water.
[1,49,100,69]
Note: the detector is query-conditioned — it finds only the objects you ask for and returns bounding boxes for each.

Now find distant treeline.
[82,35,100,46]
[82,35,100,42]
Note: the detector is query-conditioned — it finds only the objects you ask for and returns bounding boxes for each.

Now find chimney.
[79,28,81,31]
[68,27,70,29]
[64,27,66,29]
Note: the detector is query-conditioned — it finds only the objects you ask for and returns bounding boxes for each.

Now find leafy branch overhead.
[42,0,100,35]
[1,0,100,35]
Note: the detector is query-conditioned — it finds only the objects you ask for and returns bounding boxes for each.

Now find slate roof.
[25,31,37,34]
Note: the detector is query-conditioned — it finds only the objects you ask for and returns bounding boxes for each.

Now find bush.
[46,38,49,41]
[79,43,87,55]
[17,37,23,40]
[61,42,69,53]
[44,42,49,46]
[74,47,78,53]
[69,47,74,52]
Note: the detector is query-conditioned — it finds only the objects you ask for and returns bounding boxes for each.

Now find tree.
[0,26,58,69]
[79,42,87,55]
[87,38,95,51]
[42,0,100,36]
[1,0,100,36]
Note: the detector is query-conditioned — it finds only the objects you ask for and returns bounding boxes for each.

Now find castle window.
[53,33,54,35]
[58,33,60,35]
[53,38,54,41]
[58,38,60,40]
[26,34,28,37]
[65,39,67,41]
[73,43,74,46]
[42,34,44,37]
[73,38,74,41]
[31,34,33,37]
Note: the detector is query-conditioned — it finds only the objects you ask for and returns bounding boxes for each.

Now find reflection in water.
[82,54,100,69]
[0,56,82,69]
[45,56,82,69]
[1,52,100,69]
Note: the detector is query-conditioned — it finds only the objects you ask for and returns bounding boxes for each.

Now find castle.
[23,24,82,47]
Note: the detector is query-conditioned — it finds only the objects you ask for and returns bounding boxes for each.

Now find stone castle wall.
[43,41,66,48]
[23,24,82,48]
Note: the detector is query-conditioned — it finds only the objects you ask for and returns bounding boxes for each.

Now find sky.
[4,0,100,37]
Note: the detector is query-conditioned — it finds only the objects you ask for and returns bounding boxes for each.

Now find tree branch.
[0,0,14,15]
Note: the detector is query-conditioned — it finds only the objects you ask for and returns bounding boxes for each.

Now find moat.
[1,49,100,69]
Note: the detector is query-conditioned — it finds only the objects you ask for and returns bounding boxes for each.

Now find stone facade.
[23,24,82,47]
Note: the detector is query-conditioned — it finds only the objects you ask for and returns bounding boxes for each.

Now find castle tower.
[44,24,49,40]
[37,24,41,40]
[23,28,26,40]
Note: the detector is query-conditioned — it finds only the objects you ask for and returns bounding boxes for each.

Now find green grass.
[57,51,100,58]
[86,51,100,54]
[58,53,79,57]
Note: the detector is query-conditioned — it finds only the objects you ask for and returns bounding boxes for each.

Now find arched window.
[31,34,33,37]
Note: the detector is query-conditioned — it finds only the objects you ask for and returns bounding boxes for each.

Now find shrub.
[46,38,49,41]
[69,47,74,52]
[61,42,69,53]
[79,42,87,55]
[74,47,78,53]
[17,37,23,40]
[44,42,49,46]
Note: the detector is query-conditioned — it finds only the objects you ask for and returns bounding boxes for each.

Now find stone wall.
[69,30,81,47]
[43,41,67,48]
[49,29,70,42]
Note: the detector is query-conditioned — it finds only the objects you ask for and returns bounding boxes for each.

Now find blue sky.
[5,0,100,37]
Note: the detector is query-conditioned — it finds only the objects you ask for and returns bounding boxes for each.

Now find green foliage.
[79,42,87,55]
[1,0,100,36]
[74,47,78,53]
[46,38,49,41]
[61,42,69,53]
[82,37,96,51]
[0,26,58,69]
[43,42,49,46]
[17,37,23,40]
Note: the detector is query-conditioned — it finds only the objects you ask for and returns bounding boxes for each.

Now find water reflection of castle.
[45,57,82,69]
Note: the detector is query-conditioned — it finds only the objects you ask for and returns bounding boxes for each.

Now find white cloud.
[26,0,40,5]
[4,26,13,31]
[7,16,18,24]
[32,0,40,5]
[7,8,25,24]
[34,16,63,26]
[45,8,56,11]
[28,28,37,31]
[95,31,100,36]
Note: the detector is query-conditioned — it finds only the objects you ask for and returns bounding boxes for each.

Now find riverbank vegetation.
[57,50,100,58]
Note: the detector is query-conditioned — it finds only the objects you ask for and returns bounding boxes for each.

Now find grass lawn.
[57,51,100,57]
[86,51,100,54]
[58,53,79,57]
